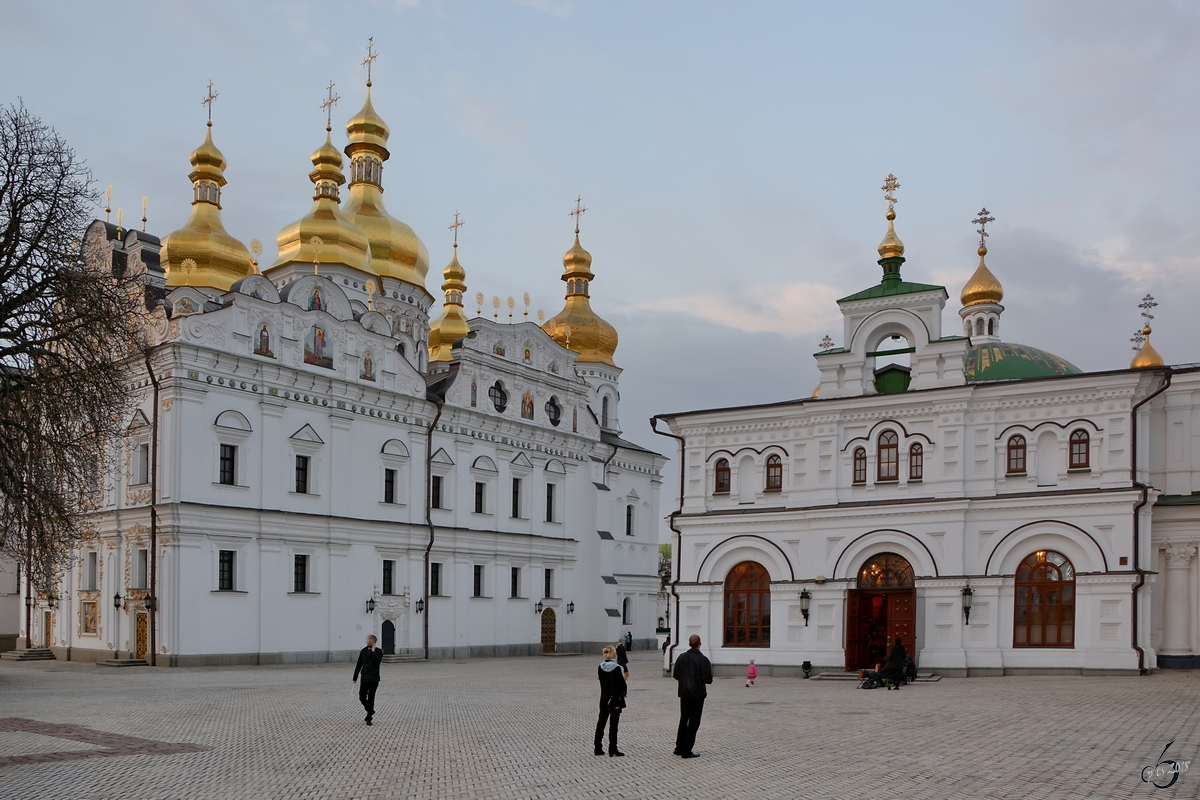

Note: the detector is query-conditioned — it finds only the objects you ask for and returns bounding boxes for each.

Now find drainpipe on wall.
[422,397,444,662]
[1129,366,1172,675]
[651,416,685,672]
[143,348,161,667]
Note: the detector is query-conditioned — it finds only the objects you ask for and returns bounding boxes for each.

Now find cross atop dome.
[362,38,378,87]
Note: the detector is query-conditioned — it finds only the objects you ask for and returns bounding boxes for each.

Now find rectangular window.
[545,483,556,522]
[430,563,441,597]
[136,549,149,589]
[474,482,486,514]
[86,551,98,591]
[382,560,394,596]
[384,468,396,504]
[544,568,553,599]
[135,443,150,485]
[218,550,235,591]
[511,566,520,598]
[295,455,310,494]
[219,444,236,486]
[626,504,634,536]
[431,475,443,509]
[293,554,308,593]
[511,478,522,519]
[473,565,484,598]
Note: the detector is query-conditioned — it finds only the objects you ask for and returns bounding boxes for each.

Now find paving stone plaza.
[1,652,1198,799]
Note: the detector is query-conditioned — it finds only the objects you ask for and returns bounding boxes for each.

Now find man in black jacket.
[672,634,712,757]
[352,634,384,725]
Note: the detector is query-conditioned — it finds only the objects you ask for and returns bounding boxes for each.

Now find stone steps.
[98,659,148,667]
[1,648,56,661]
[380,655,425,664]
[812,671,941,682]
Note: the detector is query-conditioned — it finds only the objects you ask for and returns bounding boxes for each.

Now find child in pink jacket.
[745,659,757,687]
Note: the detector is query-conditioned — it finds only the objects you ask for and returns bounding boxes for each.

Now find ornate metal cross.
[881,174,900,210]
[448,211,465,246]
[202,81,218,123]
[819,335,835,350]
[1139,293,1158,322]
[973,208,995,247]
[321,81,340,128]
[362,38,378,85]
[570,196,587,233]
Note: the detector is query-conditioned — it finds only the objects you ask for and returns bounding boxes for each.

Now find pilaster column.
[1160,543,1197,655]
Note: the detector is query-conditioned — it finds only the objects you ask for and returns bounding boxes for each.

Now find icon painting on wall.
[521,391,534,420]
[308,287,324,312]
[254,324,274,357]
[361,351,375,381]
[304,325,333,369]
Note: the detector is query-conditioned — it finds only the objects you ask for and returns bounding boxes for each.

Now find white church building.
[13,76,664,666]
[655,190,1200,676]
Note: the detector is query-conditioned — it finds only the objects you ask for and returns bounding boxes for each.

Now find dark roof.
[601,430,664,457]
[605,608,621,617]
[597,530,614,540]
[838,280,946,303]
[601,575,618,584]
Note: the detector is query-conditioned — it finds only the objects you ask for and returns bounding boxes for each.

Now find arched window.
[488,381,508,413]
[987,319,994,336]
[877,431,899,482]
[723,561,770,647]
[544,396,562,427]
[852,448,867,484]
[765,455,782,491]
[1007,435,1027,474]
[621,596,632,625]
[857,552,915,588]
[714,459,730,494]
[975,318,984,336]
[602,396,610,428]
[1069,430,1090,470]
[625,504,634,536]
[1014,550,1075,647]
[909,443,923,481]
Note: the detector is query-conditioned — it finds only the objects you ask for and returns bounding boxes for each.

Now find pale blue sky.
[3,1,1198,453]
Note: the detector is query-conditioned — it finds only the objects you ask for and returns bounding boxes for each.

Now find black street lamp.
[145,596,155,611]
[365,597,375,614]
[799,589,812,626]
[535,601,544,614]
[566,602,574,614]
[113,592,123,610]
[414,598,424,614]
[24,595,33,609]
[961,585,974,625]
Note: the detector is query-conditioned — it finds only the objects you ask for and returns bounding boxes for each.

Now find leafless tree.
[0,102,145,588]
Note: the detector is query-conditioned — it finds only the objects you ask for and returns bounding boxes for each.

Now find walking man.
[672,634,712,758]
[353,634,383,725]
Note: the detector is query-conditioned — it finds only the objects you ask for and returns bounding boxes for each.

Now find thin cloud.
[629,282,843,338]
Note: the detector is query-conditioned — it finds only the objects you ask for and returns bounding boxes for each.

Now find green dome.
[965,342,1082,382]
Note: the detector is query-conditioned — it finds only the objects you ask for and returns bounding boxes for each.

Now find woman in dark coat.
[879,637,907,689]
[594,645,627,757]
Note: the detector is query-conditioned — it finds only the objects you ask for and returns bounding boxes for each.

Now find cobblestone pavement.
[1,652,1198,800]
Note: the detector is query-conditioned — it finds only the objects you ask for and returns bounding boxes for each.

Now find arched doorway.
[723,561,771,647]
[540,607,556,653]
[845,552,915,670]
[381,620,396,655]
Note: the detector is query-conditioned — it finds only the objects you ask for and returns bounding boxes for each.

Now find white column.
[1160,543,1197,655]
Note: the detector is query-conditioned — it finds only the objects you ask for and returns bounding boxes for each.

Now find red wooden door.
[844,591,862,671]
[888,591,916,651]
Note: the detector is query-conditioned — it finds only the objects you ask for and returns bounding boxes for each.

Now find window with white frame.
[135,549,148,589]
[85,551,98,590]
[293,554,309,593]
[133,443,150,485]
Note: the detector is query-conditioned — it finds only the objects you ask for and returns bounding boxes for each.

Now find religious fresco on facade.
[470,377,478,407]
[308,287,324,312]
[360,351,375,381]
[548,361,559,375]
[521,391,534,420]
[523,347,532,364]
[81,601,97,634]
[493,341,505,357]
[173,297,199,316]
[304,325,333,369]
[572,406,578,432]
[254,324,273,357]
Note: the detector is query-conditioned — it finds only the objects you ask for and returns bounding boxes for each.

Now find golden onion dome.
[877,208,905,260]
[341,86,429,288]
[271,128,370,274]
[961,244,1004,306]
[428,246,471,363]
[542,233,619,366]
[162,122,255,291]
[1131,325,1165,369]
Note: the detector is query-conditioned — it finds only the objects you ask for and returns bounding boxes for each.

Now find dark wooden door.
[381,620,396,655]
[135,613,148,659]
[887,591,916,652]
[844,591,862,670]
[540,608,556,653]
[43,611,52,648]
